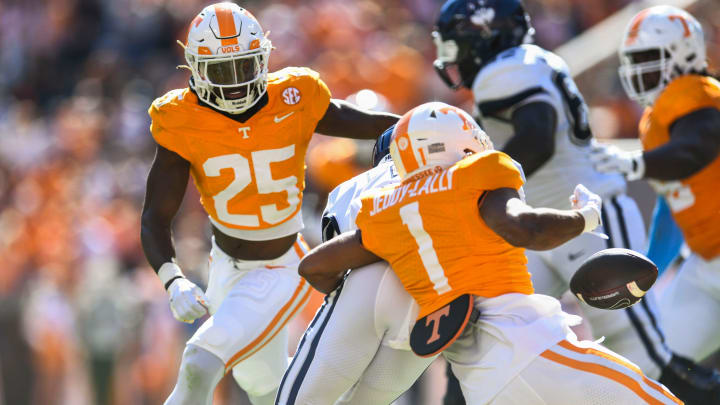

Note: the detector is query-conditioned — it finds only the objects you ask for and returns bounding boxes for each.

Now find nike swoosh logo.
[274,111,294,123]
[568,251,586,261]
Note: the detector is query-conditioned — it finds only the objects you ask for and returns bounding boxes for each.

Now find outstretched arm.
[315,99,400,140]
[479,187,597,251]
[298,230,381,293]
[592,108,720,181]
[643,107,720,180]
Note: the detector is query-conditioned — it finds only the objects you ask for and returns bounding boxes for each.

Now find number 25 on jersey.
[203,145,300,228]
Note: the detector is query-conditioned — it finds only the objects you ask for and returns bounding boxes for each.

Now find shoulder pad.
[149,88,193,129]
[269,67,321,84]
[654,75,720,127]
[473,45,556,104]
[454,150,524,191]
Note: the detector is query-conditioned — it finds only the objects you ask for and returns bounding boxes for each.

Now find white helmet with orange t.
[619,6,706,106]
[389,102,493,179]
[182,2,272,114]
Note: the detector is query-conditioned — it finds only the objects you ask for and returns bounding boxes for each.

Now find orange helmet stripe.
[625,9,651,46]
[393,113,420,174]
[668,15,691,38]
[214,4,239,46]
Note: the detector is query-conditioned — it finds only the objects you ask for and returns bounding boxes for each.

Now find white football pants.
[185,236,311,397]
[475,337,680,404]
[659,253,720,361]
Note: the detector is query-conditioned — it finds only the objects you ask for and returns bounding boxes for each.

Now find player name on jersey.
[369,167,454,216]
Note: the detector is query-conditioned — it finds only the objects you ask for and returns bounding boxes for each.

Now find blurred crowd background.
[0,0,718,404]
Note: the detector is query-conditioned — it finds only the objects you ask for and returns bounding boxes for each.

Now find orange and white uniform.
[644,75,720,362]
[355,152,680,404]
[147,67,328,395]
[150,66,330,240]
[356,150,531,318]
[640,75,720,260]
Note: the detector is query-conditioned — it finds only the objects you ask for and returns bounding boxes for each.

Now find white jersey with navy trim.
[322,156,398,238]
[472,44,625,209]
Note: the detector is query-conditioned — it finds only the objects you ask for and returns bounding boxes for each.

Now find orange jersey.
[356,151,532,319]
[639,75,720,259]
[149,67,331,240]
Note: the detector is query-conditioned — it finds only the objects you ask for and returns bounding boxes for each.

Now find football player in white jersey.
[276,126,438,405]
[432,0,720,403]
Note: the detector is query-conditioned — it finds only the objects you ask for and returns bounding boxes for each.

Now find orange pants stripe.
[541,340,682,405]
[558,339,680,403]
[224,240,311,373]
[224,278,310,373]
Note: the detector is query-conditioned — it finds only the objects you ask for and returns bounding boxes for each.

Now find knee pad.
[181,344,224,383]
[231,357,284,397]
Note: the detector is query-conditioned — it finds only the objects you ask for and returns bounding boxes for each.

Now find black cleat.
[659,354,720,405]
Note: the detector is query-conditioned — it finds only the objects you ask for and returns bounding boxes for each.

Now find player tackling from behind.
[298,101,681,404]
[140,3,398,405]
[432,1,719,403]
[592,5,720,369]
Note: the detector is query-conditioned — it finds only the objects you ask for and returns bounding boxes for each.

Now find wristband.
[578,205,601,233]
[158,262,184,290]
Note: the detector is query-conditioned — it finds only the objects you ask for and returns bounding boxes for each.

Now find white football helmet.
[389,102,493,179]
[619,6,706,106]
[182,3,271,114]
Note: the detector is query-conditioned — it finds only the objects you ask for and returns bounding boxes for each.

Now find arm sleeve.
[297,67,332,135]
[646,196,684,275]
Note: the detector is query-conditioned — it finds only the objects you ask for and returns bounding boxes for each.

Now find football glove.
[159,262,208,323]
[590,143,645,181]
[570,184,602,234]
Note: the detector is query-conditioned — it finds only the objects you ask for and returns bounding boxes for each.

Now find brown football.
[570,248,658,310]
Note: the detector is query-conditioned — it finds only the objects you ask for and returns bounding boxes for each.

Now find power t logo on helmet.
[182,2,272,114]
[389,102,492,179]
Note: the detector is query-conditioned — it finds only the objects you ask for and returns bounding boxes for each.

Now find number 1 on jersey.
[399,202,451,294]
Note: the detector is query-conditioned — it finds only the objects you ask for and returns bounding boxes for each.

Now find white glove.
[590,143,645,181]
[569,184,602,234]
[159,262,208,323]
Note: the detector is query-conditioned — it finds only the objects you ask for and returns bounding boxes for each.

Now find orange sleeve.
[654,76,720,128]
[456,151,525,192]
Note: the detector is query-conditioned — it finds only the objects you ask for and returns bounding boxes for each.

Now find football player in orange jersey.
[140,3,399,405]
[298,102,681,404]
[592,5,720,387]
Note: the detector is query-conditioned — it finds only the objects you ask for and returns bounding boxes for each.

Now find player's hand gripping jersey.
[356,151,532,319]
[149,67,330,240]
[641,75,720,259]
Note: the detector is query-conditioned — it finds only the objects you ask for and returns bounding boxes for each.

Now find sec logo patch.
[282,87,301,105]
